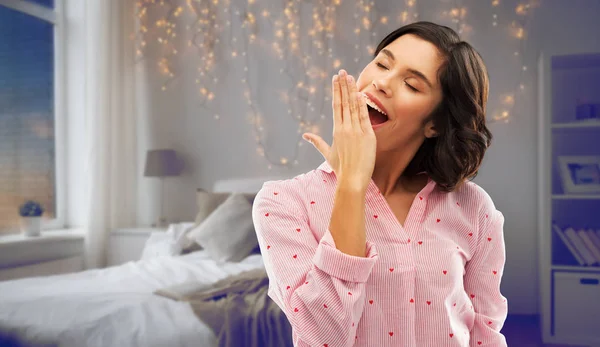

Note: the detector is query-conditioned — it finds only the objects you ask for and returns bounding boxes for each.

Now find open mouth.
[362,92,389,126]
[367,104,389,125]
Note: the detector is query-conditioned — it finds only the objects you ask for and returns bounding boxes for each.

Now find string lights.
[134,0,541,169]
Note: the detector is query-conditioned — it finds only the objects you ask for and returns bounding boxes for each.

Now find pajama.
[252,161,508,347]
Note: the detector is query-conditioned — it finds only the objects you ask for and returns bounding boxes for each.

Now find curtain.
[82,0,138,269]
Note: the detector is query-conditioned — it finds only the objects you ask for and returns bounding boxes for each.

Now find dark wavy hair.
[374,21,492,192]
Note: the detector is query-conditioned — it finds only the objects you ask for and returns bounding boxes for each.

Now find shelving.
[538,51,600,347]
[551,265,600,273]
[552,121,600,129]
[552,194,600,200]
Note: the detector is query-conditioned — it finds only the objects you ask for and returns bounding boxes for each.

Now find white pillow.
[186,193,258,263]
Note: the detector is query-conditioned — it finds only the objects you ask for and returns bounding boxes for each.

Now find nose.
[372,78,392,96]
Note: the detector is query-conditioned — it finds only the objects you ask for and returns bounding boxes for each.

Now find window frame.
[0,0,66,231]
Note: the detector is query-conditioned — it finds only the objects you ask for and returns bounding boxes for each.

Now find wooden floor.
[503,315,588,347]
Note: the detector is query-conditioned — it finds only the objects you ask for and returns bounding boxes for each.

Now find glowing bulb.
[362,17,371,29]
[400,11,409,23]
[515,4,527,15]
[513,27,525,39]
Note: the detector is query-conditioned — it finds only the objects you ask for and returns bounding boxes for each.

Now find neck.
[372,141,426,196]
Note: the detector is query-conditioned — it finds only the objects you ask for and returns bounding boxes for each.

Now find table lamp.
[144,149,183,227]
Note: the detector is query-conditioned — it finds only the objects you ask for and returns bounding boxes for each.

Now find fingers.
[339,70,351,129]
[332,75,341,131]
[357,91,373,134]
[302,133,330,160]
[346,74,360,129]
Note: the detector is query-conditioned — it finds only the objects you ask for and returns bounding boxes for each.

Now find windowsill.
[0,228,86,269]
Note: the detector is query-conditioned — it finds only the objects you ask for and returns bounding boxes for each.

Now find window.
[0,0,63,233]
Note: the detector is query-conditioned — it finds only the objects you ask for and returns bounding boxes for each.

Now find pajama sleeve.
[252,181,379,347]
[464,209,509,347]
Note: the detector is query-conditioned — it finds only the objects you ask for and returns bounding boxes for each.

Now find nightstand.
[0,229,85,281]
[107,227,167,267]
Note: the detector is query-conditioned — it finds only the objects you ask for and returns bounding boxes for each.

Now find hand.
[303,69,376,191]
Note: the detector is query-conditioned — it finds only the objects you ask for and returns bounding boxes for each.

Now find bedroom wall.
[63,0,600,315]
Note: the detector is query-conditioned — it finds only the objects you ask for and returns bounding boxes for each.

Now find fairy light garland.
[134,0,540,169]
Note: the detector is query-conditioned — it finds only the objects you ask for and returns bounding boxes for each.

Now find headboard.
[212,176,291,194]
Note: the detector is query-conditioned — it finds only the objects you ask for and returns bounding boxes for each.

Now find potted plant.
[19,200,44,237]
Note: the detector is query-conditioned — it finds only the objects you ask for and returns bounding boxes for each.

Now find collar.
[316,160,436,196]
[317,160,429,177]
[317,160,334,174]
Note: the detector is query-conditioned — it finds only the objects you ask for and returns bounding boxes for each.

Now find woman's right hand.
[302,69,377,191]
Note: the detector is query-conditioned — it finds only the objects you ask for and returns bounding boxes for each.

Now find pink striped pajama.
[252,161,508,347]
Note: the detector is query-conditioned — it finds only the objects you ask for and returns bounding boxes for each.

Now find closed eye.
[405,82,418,92]
[376,62,388,70]
[376,63,418,92]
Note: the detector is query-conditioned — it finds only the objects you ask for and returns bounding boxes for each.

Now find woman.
[252,21,507,347]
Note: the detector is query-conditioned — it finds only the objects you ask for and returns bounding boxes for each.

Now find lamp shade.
[144,149,182,177]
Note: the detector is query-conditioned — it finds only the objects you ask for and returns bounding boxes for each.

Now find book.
[578,229,600,263]
[552,223,585,266]
[565,227,597,265]
[587,229,600,251]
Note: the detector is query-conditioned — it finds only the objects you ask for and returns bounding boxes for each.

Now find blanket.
[179,268,293,347]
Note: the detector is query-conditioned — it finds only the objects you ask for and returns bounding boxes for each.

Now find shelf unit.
[538,51,600,347]
[552,194,600,200]
[551,121,600,129]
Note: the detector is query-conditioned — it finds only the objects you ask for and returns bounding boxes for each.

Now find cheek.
[392,94,433,122]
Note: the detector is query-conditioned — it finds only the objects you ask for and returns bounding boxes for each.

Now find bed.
[0,177,291,347]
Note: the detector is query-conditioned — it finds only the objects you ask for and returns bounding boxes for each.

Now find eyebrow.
[380,48,434,89]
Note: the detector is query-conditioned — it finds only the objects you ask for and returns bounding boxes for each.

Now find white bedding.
[0,251,266,347]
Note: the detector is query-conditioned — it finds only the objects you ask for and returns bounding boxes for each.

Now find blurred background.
[0,0,599,346]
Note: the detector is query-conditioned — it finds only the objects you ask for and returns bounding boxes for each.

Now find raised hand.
[303,69,376,191]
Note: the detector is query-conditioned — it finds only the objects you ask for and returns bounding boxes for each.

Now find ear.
[424,120,438,138]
